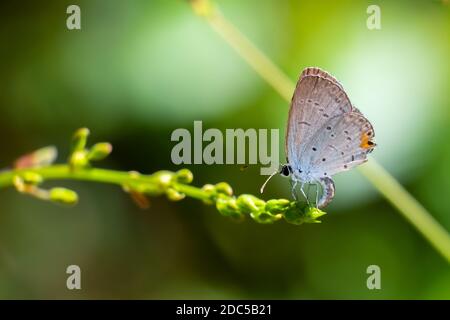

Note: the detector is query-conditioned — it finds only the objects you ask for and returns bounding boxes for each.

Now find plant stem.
[0,165,209,201]
[209,11,294,101]
[0,165,134,187]
[188,0,450,263]
[359,161,450,262]
[172,183,210,201]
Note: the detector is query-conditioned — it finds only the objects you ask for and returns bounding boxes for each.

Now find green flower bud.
[21,172,43,185]
[202,184,215,192]
[70,150,89,169]
[49,188,78,205]
[216,195,243,220]
[153,171,174,190]
[250,211,281,224]
[283,202,307,225]
[265,199,290,214]
[283,202,326,225]
[201,184,215,205]
[236,194,265,214]
[71,128,90,152]
[214,182,233,196]
[166,188,185,201]
[88,143,112,161]
[303,207,327,224]
[175,169,193,184]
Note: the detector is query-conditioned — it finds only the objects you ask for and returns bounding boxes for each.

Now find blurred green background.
[0,0,449,299]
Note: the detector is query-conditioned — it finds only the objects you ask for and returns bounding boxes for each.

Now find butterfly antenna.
[260,169,279,194]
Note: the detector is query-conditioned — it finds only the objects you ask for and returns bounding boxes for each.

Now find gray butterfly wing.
[286,67,353,171]
[306,111,376,178]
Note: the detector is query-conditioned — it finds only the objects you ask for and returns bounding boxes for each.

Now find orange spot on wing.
[360,132,375,149]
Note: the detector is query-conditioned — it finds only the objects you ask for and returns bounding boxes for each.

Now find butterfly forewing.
[286,67,353,171]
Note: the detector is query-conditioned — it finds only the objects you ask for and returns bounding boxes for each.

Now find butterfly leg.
[290,180,298,200]
[314,182,320,208]
[300,183,310,206]
[306,183,311,199]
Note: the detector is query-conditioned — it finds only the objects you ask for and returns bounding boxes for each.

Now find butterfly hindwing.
[305,111,375,178]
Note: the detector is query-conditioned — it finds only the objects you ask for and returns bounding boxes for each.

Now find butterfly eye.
[280,165,291,177]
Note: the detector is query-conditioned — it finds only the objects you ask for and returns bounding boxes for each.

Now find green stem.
[0,165,209,201]
[0,165,135,187]
[359,161,450,262]
[172,183,210,201]
[188,0,450,263]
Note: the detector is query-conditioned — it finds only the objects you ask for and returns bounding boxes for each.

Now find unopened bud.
[88,143,112,161]
[21,172,43,185]
[71,128,90,152]
[166,188,185,201]
[214,182,233,196]
[70,150,89,169]
[49,188,78,205]
[175,169,193,184]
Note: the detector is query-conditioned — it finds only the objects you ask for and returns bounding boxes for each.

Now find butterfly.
[261,67,376,208]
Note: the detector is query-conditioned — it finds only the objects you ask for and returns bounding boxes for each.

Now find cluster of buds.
[13,171,78,205]
[122,168,326,225]
[122,169,193,208]
[201,182,326,225]
[11,127,113,206]
[69,128,112,169]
